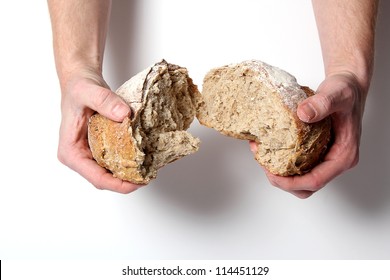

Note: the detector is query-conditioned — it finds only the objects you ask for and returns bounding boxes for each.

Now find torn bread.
[88,60,201,184]
[197,60,331,176]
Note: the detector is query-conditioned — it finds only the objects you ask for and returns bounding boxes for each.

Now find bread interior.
[134,66,200,180]
[199,67,299,172]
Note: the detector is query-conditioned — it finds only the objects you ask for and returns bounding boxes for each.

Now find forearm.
[47,0,112,87]
[312,0,378,92]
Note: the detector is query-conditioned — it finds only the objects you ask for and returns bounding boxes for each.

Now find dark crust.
[88,114,148,184]
[87,60,201,184]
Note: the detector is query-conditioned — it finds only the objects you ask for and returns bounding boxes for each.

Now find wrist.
[324,42,374,92]
[324,50,374,94]
[56,59,105,92]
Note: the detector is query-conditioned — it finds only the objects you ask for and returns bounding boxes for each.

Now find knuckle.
[114,181,140,194]
[93,183,105,191]
[57,146,69,166]
[118,186,137,194]
[348,149,360,169]
[351,156,359,168]
[92,173,108,191]
[300,171,326,192]
[267,176,281,189]
[294,190,314,199]
[92,179,137,194]
[57,151,66,165]
[309,174,326,191]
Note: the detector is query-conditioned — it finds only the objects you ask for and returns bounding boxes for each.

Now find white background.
[0,0,389,260]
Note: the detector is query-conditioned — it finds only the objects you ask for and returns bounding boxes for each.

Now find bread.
[197,60,331,176]
[88,60,201,184]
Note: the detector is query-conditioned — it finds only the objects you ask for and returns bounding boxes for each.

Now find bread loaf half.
[197,60,331,176]
[88,60,201,184]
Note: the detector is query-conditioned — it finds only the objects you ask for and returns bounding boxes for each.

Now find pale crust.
[197,60,332,176]
[258,86,331,176]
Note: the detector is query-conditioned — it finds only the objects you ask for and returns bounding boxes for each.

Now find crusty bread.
[88,60,201,184]
[197,60,331,176]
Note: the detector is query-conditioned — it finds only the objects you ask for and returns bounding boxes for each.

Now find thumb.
[297,95,327,123]
[83,84,130,122]
[297,78,356,123]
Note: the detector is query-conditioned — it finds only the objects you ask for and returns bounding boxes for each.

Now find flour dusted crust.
[197,60,331,176]
[88,60,201,184]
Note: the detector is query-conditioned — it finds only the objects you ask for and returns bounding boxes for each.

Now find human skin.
[250,0,379,198]
[48,0,378,197]
[48,0,140,193]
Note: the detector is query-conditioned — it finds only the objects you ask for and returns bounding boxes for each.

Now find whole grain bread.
[88,60,201,184]
[197,60,331,176]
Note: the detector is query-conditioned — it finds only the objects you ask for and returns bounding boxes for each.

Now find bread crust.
[88,60,200,184]
[264,86,331,175]
[88,115,147,184]
[197,60,331,176]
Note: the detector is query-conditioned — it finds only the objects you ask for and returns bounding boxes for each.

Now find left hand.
[250,72,366,198]
[57,68,142,194]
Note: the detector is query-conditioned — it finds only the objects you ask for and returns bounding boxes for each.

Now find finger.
[76,156,143,194]
[60,142,143,194]
[251,140,338,196]
[264,170,317,199]
[249,140,258,153]
[297,79,356,123]
[79,83,130,122]
[290,190,315,199]
[265,153,348,195]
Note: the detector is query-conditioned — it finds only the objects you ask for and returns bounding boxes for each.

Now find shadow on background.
[152,126,259,215]
[105,1,265,214]
[335,0,390,213]
[105,0,142,89]
[105,0,390,214]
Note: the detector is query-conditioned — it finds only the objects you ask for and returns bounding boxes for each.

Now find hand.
[250,72,365,198]
[57,69,142,193]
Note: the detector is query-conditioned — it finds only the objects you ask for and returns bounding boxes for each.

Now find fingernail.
[112,103,130,120]
[298,102,316,122]
[249,141,258,153]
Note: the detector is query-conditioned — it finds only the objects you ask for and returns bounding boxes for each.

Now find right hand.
[57,69,143,193]
[250,71,365,199]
